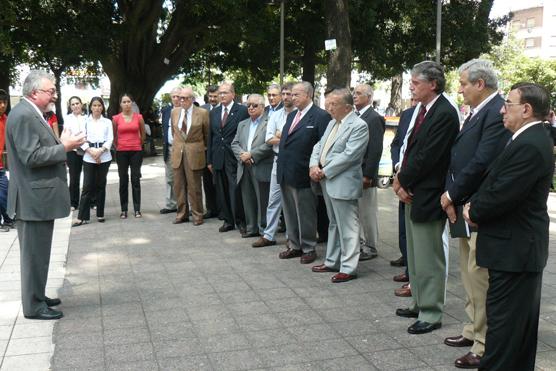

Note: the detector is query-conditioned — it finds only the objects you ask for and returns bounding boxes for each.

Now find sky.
[490,0,544,18]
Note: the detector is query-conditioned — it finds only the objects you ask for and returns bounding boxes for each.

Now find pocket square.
[306,126,314,128]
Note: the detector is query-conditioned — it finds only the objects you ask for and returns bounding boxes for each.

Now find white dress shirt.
[81,116,113,164]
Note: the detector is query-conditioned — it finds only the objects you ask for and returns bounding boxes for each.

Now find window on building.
[525,38,535,48]
[526,18,535,29]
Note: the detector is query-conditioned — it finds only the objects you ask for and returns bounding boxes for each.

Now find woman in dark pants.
[72,97,113,226]
[64,96,86,210]
[112,93,146,219]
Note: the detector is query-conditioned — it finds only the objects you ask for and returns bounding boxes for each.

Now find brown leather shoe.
[311,264,337,273]
[393,272,409,282]
[252,237,277,248]
[193,220,203,226]
[395,283,411,297]
[300,251,316,264]
[390,256,406,267]
[331,272,356,283]
[279,248,302,259]
[173,218,189,224]
[444,335,474,347]
[454,352,481,369]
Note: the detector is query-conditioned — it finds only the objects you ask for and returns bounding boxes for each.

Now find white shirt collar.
[512,120,543,140]
[471,91,500,117]
[424,94,441,114]
[356,104,372,116]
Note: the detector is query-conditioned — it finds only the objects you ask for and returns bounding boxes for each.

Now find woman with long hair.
[64,96,86,210]
[72,97,113,226]
[112,93,146,219]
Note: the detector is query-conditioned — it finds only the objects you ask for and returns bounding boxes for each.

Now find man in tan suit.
[171,87,209,226]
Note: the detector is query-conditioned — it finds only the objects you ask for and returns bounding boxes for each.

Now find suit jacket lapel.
[23,99,60,143]
[253,115,268,143]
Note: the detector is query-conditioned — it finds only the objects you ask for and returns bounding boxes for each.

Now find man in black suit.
[393,61,459,334]
[440,59,511,369]
[207,82,249,232]
[352,84,385,261]
[464,83,554,371]
[390,99,416,296]
[159,86,181,214]
[277,81,330,264]
[201,85,219,219]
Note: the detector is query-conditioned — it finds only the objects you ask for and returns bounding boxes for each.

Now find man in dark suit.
[201,84,219,218]
[6,70,85,320]
[232,94,274,238]
[440,59,511,369]
[159,86,181,214]
[464,83,554,371]
[390,100,416,296]
[207,82,249,233]
[353,83,385,261]
[393,61,459,334]
[277,81,330,264]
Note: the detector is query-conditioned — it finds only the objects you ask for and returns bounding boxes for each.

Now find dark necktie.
[461,112,473,130]
[181,112,188,134]
[221,107,229,128]
[355,111,360,116]
[401,105,427,170]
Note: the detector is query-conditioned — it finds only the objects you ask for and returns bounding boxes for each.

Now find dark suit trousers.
[281,183,317,253]
[399,202,408,276]
[116,151,142,212]
[317,195,329,241]
[479,270,542,371]
[203,165,218,215]
[214,160,243,228]
[17,220,54,316]
[78,161,110,221]
[239,166,260,234]
[66,151,83,208]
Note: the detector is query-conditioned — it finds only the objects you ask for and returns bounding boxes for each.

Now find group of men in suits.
[391,59,553,371]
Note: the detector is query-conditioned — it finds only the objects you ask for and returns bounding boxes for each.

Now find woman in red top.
[112,93,146,218]
[44,107,60,137]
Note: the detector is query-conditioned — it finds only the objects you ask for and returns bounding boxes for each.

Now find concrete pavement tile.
[329,319,380,337]
[537,350,556,370]
[286,323,338,342]
[142,297,185,312]
[0,326,12,341]
[303,295,347,309]
[144,308,189,327]
[210,280,252,293]
[153,338,204,359]
[364,348,427,370]
[182,293,223,307]
[256,343,310,368]
[0,353,52,371]
[277,309,324,327]
[5,336,53,356]
[218,290,260,304]
[315,306,365,323]
[186,304,231,321]
[266,297,311,313]
[316,355,378,370]
[149,321,197,342]
[11,321,55,339]
[306,338,359,360]
[103,312,147,330]
[408,344,464,367]
[254,287,298,301]
[234,313,283,332]
[52,346,104,369]
[103,326,150,345]
[101,289,142,305]
[54,317,102,335]
[244,328,294,348]
[101,302,144,317]
[104,341,154,363]
[200,333,251,353]
[345,333,403,353]
[193,318,242,337]
[53,331,103,350]
[158,354,213,371]
[227,301,270,317]
[58,304,101,320]
[106,360,158,371]
[208,349,264,371]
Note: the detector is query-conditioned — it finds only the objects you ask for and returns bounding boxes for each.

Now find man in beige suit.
[171,87,209,226]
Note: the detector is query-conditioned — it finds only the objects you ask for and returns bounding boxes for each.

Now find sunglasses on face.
[247,103,260,108]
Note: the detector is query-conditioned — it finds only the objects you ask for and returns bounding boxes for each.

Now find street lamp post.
[436,0,442,63]
[268,0,285,85]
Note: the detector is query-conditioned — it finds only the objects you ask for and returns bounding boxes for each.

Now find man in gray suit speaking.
[309,88,369,283]
[6,70,85,320]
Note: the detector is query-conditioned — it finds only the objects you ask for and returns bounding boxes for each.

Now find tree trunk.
[390,73,402,115]
[51,69,65,128]
[301,39,316,87]
[325,0,352,89]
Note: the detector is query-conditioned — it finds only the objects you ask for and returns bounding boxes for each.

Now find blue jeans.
[0,170,12,223]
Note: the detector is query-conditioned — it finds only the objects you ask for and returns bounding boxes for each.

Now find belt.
[89,142,105,148]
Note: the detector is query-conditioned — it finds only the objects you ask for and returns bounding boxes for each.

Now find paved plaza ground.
[1,155,556,370]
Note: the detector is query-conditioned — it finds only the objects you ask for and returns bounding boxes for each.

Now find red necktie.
[288,111,302,134]
[401,105,427,170]
[221,107,229,128]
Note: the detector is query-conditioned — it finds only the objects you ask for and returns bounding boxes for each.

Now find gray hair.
[247,93,265,106]
[267,83,281,92]
[22,70,54,97]
[294,81,314,99]
[458,59,498,90]
[330,88,354,106]
[356,84,374,98]
[411,61,446,94]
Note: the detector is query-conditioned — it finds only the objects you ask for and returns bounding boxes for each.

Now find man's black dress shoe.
[407,320,441,334]
[160,208,177,214]
[395,308,419,318]
[241,232,260,238]
[24,307,63,320]
[390,256,406,267]
[219,223,234,232]
[359,251,377,261]
[45,297,61,306]
[203,211,217,219]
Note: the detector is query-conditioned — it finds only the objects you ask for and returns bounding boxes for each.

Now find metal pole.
[436,0,441,63]
[280,0,285,85]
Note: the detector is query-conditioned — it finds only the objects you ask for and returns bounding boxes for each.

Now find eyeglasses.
[503,101,524,109]
[38,88,57,96]
[171,95,180,99]
[247,103,260,108]
[179,96,192,100]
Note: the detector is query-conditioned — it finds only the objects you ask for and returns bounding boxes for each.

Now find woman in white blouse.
[73,97,114,226]
[65,96,86,210]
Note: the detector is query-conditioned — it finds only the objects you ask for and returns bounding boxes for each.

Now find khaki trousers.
[459,233,489,356]
[173,152,203,223]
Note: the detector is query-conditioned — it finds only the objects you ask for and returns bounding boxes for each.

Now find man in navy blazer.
[277,81,330,264]
[390,100,416,295]
[393,61,459,335]
[440,59,511,369]
[464,83,553,371]
[159,86,181,214]
[207,82,249,233]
